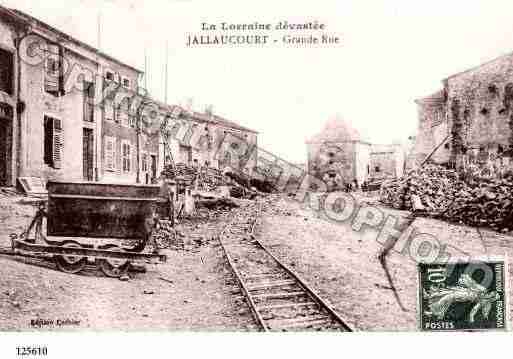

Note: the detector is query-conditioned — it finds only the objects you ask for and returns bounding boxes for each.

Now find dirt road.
[0,194,254,331]
[257,194,513,330]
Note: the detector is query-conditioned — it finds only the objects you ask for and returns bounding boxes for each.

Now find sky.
[4,0,513,163]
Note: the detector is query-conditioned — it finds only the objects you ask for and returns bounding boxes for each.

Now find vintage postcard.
[0,0,512,357]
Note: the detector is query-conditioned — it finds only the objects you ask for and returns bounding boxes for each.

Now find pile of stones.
[380,164,513,232]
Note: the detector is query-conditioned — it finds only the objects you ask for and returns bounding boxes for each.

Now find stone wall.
[412,93,451,168]
[369,145,405,180]
[307,141,364,190]
[0,20,17,186]
[445,53,513,169]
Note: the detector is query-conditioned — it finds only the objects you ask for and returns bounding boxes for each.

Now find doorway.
[150,154,157,183]
[0,104,13,186]
[82,128,94,181]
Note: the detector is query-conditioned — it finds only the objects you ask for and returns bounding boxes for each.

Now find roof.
[0,5,28,28]
[370,143,401,154]
[191,111,258,134]
[414,89,446,105]
[10,7,143,74]
[150,101,258,134]
[307,117,364,144]
[443,50,513,82]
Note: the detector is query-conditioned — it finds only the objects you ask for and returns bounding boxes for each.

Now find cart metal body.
[11,181,167,277]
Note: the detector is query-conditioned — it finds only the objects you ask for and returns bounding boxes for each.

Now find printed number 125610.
[16,347,47,356]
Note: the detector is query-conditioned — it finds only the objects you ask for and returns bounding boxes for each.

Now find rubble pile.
[380,165,513,232]
[153,220,185,250]
[161,163,227,190]
[225,171,276,194]
[380,165,459,211]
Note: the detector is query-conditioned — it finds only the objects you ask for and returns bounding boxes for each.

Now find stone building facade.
[306,118,406,191]
[0,6,148,186]
[159,106,258,175]
[369,144,405,180]
[0,5,258,187]
[410,90,451,169]
[306,118,371,191]
[413,50,513,172]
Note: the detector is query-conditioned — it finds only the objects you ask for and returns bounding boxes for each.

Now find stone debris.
[380,164,513,232]
[161,163,227,191]
[153,220,184,250]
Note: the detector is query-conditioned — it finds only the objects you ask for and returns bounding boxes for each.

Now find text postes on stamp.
[418,259,508,331]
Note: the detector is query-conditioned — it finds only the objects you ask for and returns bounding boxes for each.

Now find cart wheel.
[97,244,130,278]
[54,241,87,274]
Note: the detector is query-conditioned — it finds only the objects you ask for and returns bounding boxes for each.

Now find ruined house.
[412,50,513,173]
[306,118,371,190]
[369,143,405,180]
[306,118,406,190]
[155,103,258,177]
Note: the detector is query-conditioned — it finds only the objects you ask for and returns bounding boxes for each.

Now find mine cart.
[10,181,167,277]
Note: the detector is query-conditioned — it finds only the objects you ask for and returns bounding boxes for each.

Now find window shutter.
[112,138,117,170]
[105,100,114,121]
[83,81,95,122]
[58,46,65,96]
[44,44,60,95]
[44,58,59,94]
[105,137,116,171]
[52,119,63,169]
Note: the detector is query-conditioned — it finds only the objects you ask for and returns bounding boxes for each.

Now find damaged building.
[159,107,258,173]
[306,117,404,191]
[369,143,405,181]
[412,50,513,173]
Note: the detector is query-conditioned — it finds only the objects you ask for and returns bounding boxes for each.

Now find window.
[105,71,115,82]
[0,48,14,95]
[44,44,63,96]
[141,152,148,172]
[104,100,115,122]
[43,116,63,169]
[83,81,95,122]
[375,166,381,172]
[117,101,130,126]
[122,77,130,89]
[444,143,450,149]
[105,137,116,171]
[122,141,131,173]
[129,116,136,128]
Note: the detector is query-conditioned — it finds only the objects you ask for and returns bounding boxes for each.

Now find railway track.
[218,201,352,332]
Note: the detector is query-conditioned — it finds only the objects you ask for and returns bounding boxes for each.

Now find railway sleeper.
[267,315,332,330]
[261,308,325,321]
[246,279,297,291]
[252,291,307,300]
[257,301,318,311]
[243,272,288,281]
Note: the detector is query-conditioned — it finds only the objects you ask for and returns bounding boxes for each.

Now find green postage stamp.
[418,258,509,331]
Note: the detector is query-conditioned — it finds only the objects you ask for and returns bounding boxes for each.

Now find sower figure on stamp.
[423,274,500,323]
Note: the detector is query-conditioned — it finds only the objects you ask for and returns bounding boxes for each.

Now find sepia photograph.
[0,0,512,357]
